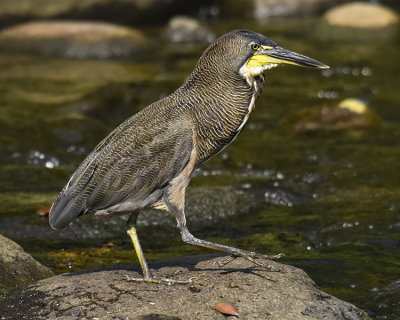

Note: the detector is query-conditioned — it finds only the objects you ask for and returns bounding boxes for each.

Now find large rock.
[0,255,367,319]
[0,234,54,293]
[0,21,147,59]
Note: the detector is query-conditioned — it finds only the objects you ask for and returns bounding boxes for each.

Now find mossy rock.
[0,234,53,293]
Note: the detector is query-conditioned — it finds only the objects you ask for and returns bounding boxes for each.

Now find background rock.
[165,16,215,43]
[0,21,147,59]
[252,0,337,20]
[0,255,367,320]
[0,0,354,28]
[0,0,203,28]
[282,98,382,131]
[216,0,349,20]
[0,234,53,293]
[323,2,399,29]
[316,2,399,41]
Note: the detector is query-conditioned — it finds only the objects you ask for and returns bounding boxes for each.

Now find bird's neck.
[183,72,265,164]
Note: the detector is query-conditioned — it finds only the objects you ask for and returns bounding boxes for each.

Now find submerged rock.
[0,255,367,320]
[165,16,215,43]
[0,21,147,59]
[0,234,53,293]
[316,2,399,41]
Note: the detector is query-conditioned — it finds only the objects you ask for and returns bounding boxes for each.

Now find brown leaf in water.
[36,205,51,216]
[215,302,238,317]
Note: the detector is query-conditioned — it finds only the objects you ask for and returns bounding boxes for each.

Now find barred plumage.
[49,29,328,283]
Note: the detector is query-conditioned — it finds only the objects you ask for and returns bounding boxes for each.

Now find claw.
[217,252,284,270]
[124,274,194,285]
[253,252,285,260]
[217,255,237,267]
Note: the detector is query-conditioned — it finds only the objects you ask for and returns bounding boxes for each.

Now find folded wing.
[49,116,194,229]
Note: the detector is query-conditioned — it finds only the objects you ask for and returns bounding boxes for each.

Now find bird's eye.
[251,43,260,51]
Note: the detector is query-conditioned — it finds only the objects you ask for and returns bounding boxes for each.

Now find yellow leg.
[125,212,192,285]
[127,225,152,280]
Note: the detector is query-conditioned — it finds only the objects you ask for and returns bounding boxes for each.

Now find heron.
[49,29,328,283]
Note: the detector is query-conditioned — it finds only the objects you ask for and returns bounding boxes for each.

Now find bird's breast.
[235,76,263,133]
[192,76,264,164]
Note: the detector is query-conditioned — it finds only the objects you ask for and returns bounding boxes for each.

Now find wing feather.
[49,112,194,229]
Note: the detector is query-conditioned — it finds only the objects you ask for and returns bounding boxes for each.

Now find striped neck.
[184,73,265,164]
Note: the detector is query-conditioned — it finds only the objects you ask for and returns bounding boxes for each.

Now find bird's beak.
[247,45,329,70]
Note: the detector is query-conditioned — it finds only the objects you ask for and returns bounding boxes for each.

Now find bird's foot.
[124,274,194,285]
[217,252,284,271]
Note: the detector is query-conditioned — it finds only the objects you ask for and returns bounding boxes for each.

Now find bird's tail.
[49,156,98,229]
[49,189,85,230]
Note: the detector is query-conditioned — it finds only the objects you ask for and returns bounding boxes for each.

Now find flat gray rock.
[0,254,367,320]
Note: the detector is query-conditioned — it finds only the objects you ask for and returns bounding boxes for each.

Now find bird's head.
[192,30,329,86]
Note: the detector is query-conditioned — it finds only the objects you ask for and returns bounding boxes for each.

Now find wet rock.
[316,2,399,41]
[0,255,367,319]
[0,234,53,293]
[165,16,215,43]
[283,98,382,131]
[0,21,147,59]
[0,186,263,241]
[0,0,203,28]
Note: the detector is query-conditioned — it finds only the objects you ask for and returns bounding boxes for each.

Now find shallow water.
[1,19,399,318]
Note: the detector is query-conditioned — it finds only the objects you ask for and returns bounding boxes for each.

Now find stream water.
[0,19,399,319]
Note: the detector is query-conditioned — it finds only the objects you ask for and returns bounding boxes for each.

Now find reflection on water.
[0,20,399,318]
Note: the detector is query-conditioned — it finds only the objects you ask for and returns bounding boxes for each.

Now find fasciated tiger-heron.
[50,30,328,283]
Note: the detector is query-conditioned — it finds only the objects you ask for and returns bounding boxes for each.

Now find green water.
[1,20,399,319]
